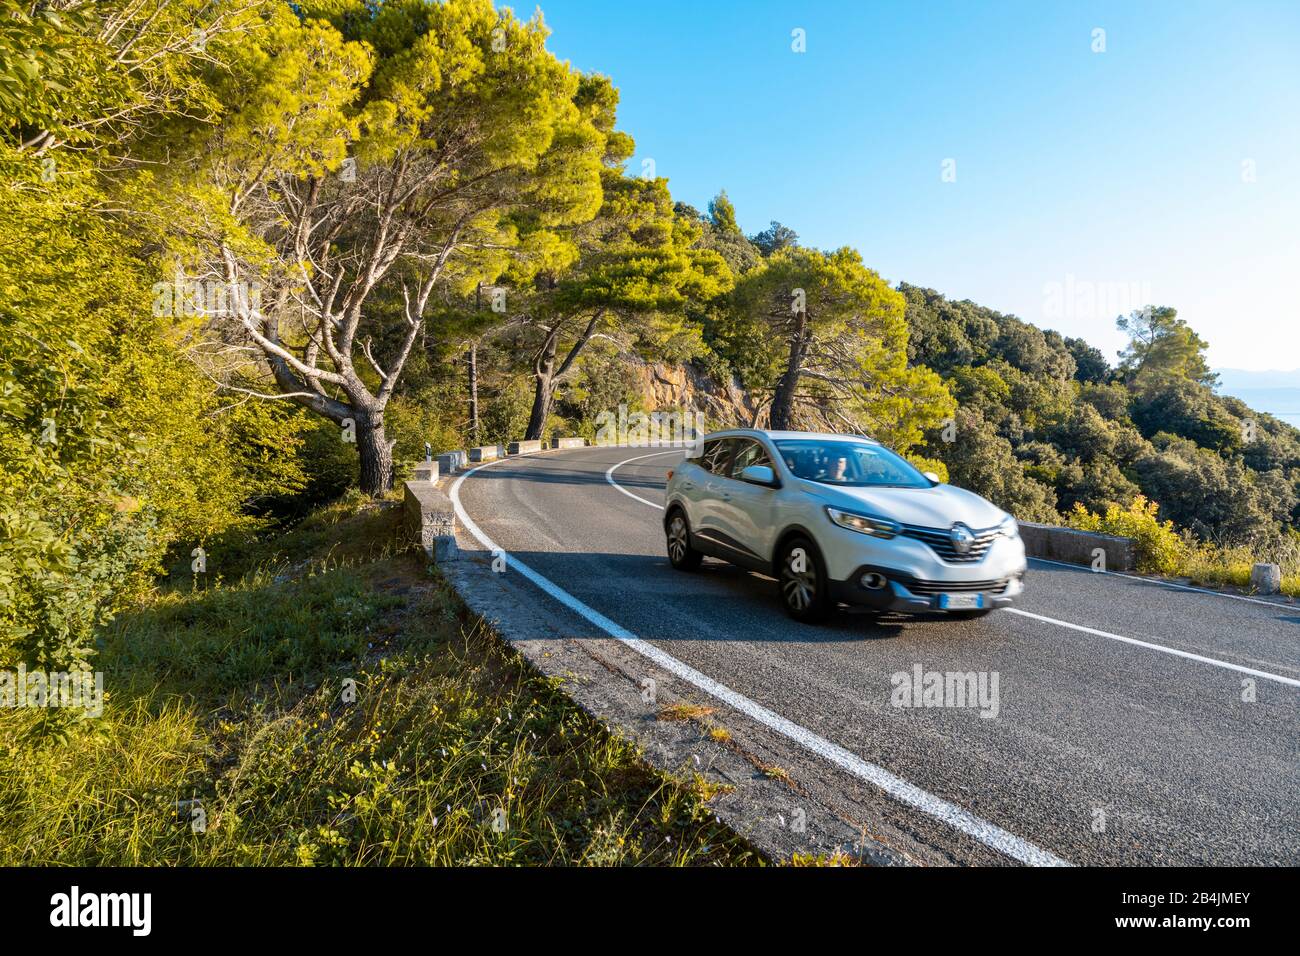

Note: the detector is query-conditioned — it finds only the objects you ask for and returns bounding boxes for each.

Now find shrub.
[1067,496,1186,575]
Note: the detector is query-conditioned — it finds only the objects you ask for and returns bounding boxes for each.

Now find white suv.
[663,429,1027,622]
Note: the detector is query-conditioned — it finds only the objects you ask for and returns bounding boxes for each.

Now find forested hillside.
[902,287,1300,548]
[4,0,1298,678]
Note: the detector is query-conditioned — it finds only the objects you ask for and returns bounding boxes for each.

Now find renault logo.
[949,522,975,554]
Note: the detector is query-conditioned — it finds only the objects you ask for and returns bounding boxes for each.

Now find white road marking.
[1029,556,1297,610]
[609,451,1300,690]
[1006,608,1300,688]
[604,449,683,508]
[452,450,1071,867]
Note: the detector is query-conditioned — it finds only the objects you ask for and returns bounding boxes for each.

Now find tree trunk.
[467,343,480,443]
[523,312,600,441]
[525,331,559,442]
[355,408,394,496]
[524,373,553,441]
[770,310,808,430]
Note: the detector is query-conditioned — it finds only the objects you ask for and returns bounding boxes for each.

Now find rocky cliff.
[627,360,760,431]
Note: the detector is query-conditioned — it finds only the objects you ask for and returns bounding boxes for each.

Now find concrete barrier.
[437,450,466,474]
[403,480,457,562]
[550,437,586,449]
[468,444,504,463]
[1251,562,1282,594]
[413,460,439,482]
[1019,522,1136,572]
[507,439,543,455]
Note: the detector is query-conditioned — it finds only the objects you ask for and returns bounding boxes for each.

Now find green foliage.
[1118,305,1217,387]
[1131,434,1295,545]
[384,384,467,470]
[1064,336,1111,384]
[2,0,260,153]
[720,247,952,451]
[480,378,539,446]
[749,221,799,258]
[926,410,1058,522]
[707,190,740,234]
[561,351,645,425]
[905,284,1300,546]
[0,146,305,670]
[676,199,762,276]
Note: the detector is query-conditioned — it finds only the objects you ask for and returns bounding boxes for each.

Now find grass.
[656,702,716,723]
[1177,541,1300,598]
[0,495,761,866]
[690,773,736,803]
[789,851,857,867]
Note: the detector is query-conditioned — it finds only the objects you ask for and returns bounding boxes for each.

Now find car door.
[689,438,736,546]
[709,438,780,569]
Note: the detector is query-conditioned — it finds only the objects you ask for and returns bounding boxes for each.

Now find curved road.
[452,445,1300,865]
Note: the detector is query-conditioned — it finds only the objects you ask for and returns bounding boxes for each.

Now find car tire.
[777,536,833,623]
[665,509,703,571]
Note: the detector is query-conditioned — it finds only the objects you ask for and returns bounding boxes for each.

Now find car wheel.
[666,510,703,570]
[778,536,832,623]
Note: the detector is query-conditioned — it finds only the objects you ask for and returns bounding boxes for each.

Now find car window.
[728,439,772,478]
[698,439,735,475]
[774,439,930,488]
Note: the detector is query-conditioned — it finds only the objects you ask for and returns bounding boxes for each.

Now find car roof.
[701,428,880,445]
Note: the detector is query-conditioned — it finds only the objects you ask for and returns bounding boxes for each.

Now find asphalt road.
[453,445,1300,865]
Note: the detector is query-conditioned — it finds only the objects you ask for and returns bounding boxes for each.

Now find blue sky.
[527,0,1300,371]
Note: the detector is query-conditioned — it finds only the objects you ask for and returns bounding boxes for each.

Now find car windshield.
[774,439,931,488]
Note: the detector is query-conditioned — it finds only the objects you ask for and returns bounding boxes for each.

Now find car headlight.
[995,515,1019,539]
[825,506,900,539]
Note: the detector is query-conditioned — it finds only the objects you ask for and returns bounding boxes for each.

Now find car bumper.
[828,563,1027,613]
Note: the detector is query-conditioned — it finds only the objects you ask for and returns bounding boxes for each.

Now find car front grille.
[905,578,1011,595]
[898,523,999,563]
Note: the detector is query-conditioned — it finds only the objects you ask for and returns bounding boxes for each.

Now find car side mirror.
[923,471,941,483]
[739,464,778,487]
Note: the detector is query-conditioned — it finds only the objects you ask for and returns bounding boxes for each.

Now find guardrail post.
[403,480,457,562]
[1251,562,1282,595]
[436,450,466,474]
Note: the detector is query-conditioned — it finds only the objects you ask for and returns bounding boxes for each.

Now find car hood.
[796,479,1008,530]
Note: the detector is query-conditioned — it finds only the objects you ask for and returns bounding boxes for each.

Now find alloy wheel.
[668,516,688,563]
[782,546,817,611]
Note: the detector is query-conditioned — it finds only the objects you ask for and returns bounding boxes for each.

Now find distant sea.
[1214,370,1300,428]
[1217,388,1300,427]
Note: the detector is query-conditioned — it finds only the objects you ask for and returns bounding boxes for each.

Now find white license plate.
[938,593,983,610]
